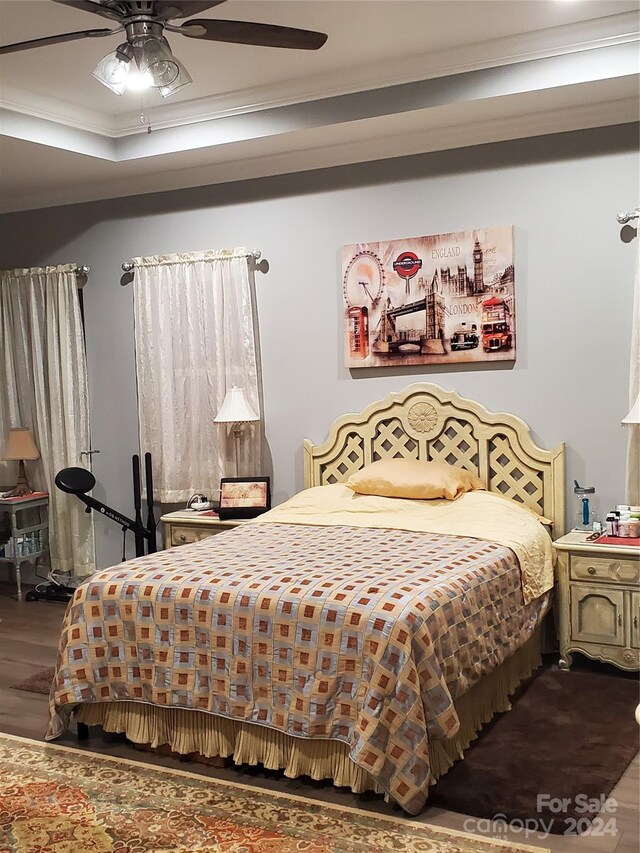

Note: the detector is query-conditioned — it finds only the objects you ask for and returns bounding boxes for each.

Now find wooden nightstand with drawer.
[160,510,250,549]
[555,531,640,671]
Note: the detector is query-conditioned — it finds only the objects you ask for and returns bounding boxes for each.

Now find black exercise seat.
[54,467,96,495]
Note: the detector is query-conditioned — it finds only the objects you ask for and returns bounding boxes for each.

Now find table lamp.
[214,386,259,476]
[2,427,40,497]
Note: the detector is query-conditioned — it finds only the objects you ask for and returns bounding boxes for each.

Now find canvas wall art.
[342,226,515,368]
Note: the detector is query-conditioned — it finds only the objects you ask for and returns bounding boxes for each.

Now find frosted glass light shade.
[3,427,40,460]
[214,387,259,424]
[158,56,192,98]
[135,37,179,88]
[622,393,640,425]
[92,45,133,95]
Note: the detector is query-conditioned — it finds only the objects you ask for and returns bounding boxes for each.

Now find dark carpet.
[430,666,639,832]
[11,666,55,695]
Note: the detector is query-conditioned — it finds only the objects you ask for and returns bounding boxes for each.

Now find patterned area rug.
[0,733,545,853]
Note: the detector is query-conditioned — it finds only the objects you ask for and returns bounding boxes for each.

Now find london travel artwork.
[342,226,515,368]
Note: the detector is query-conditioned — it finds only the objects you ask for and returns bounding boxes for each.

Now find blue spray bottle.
[573,480,596,530]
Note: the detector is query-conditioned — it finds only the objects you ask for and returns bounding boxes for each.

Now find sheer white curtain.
[626,217,640,504]
[0,264,96,577]
[133,249,261,502]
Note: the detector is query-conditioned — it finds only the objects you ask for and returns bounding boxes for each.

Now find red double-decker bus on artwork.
[481,297,513,352]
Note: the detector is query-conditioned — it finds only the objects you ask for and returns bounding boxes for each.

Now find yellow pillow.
[346,459,484,501]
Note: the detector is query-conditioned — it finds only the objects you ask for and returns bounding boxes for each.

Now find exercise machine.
[57,452,157,558]
[25,453,157,602]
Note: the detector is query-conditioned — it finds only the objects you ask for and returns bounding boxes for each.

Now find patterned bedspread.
[48,523,549,813]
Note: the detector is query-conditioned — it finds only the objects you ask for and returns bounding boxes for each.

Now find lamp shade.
[214,387,259,424]
[622,393,640,425]
[3,427,40,460]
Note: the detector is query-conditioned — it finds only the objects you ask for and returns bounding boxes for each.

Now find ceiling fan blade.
[0,27,116,56]
[52,0,124,21]
[178,18,328,50]
[154,1,227,21]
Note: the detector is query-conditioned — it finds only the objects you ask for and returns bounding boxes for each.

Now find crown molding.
[1,10,637,139]
[1,93,636,214]
[0,84,114,137]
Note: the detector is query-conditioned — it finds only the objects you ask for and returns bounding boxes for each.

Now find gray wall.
[1,124,637,572]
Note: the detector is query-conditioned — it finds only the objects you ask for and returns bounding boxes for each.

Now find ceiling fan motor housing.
[125,19,165,43]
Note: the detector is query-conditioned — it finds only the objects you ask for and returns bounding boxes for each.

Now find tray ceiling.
[1,0,638,211]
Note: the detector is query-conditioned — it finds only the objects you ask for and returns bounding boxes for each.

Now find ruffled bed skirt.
[76,628,542,798]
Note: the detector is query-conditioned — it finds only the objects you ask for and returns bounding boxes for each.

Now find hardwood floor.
[1,587,638,853]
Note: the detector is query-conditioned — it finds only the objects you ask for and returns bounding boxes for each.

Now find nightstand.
[0,494,50,601]
[160,509,251,549]
[555,531,640,671]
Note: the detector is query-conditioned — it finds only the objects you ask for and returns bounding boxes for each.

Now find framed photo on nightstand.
[218,477,271,520]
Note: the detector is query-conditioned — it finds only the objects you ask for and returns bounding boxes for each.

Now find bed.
[47,383,565,814]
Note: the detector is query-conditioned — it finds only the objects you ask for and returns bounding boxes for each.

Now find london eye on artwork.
[342,226,515,368]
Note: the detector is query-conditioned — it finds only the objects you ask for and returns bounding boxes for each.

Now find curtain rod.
[121,249,263,273]
[76,265,90,276]
[617,210,639,224]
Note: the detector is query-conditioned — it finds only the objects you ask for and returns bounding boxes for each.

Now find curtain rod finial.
[617,210,639,225]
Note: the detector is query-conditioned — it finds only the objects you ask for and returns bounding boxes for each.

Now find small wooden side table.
[554,531,640,672]
[160,509,251,549]
[0,494,50,601]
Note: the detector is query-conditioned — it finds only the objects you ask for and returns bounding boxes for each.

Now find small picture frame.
[218,477,271,520]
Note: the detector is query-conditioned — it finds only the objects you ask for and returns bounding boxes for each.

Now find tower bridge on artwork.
[373,290,446,356]
[371,236,497,356]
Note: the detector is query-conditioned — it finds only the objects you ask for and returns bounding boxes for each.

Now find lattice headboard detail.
[303,383,565,535]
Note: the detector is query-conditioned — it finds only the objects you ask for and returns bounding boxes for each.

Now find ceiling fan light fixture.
[91,42,134,95]
[7,1,329,105]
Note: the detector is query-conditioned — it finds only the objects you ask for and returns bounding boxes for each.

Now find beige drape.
[132,250,261,502]
[626,214,640,504]
[0,264,96,577]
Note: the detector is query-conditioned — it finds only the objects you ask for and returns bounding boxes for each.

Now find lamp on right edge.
[622,394,640,425]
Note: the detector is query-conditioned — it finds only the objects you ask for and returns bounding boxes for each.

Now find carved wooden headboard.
[303,383,565,535]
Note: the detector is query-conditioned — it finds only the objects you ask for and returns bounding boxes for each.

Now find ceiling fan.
[0,0,328,98]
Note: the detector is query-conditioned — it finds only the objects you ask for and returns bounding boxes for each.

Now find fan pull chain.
[139,93,153,135]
